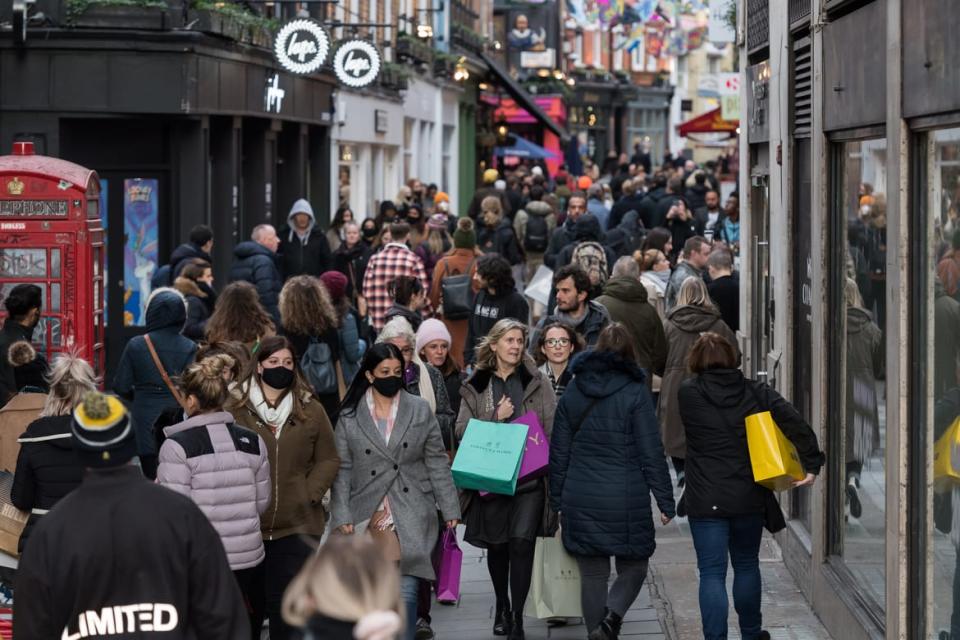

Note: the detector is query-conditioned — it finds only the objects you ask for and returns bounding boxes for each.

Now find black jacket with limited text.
[14,465,248,639]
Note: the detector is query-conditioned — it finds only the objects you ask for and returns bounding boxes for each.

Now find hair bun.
[199,354,235,380]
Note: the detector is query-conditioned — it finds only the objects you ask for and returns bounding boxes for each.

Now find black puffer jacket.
[550,351,675,559]
[173,277,216,342]
[169,243,211,279]
[477,217,524,266]
[228,241,283,323]
[278,226,332,279]
[11,415,84,553]
[677,369,825,520]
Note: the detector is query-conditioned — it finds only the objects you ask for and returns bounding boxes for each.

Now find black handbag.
[439,258,476,320]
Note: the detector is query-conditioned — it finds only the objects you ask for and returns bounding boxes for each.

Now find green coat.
[595,277,668,381]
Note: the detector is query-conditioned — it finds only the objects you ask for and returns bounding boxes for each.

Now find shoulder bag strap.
[143,334,188,411]
[571,396,603,435]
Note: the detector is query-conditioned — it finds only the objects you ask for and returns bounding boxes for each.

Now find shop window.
[338,145,353,210]
[828,138,888,617]
[922,127,960,638]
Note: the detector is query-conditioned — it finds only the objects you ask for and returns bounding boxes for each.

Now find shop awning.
[480,52,571,141]
[494,135,559,160]
[677,108,739,136]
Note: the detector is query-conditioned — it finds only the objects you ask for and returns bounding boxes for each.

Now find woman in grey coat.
[331,343,461,640]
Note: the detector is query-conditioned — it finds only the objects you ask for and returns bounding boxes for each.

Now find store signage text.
[265,73,286,114]
[333,40,382,89]
[274,19,331,75]
[0,200,69,217]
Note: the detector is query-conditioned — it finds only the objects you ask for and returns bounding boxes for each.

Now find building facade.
[736,0,960,637]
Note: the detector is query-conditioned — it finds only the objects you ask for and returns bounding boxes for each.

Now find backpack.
[300,336,337,396]
[524,214,549,252]
[151,264,173,290]
[571,241,609,288]
[439,258,476,320]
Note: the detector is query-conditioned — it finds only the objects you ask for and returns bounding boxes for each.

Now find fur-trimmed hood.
[173,276,208,299]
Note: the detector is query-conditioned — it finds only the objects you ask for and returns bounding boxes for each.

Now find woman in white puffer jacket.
[156,353,271,640]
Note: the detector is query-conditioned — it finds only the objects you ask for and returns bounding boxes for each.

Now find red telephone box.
[0,142,105,374]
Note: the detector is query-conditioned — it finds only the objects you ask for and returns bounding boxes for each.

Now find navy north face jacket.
[549,350,675,559]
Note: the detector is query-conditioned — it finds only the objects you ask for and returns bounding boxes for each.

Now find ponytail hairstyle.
[180,354,236,414]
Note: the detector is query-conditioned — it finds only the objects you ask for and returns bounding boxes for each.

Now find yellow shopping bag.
[934,417,960,490]
[745,411,805,491]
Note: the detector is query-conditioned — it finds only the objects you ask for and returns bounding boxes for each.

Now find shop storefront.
[738,0,960,636]
[0,32,334,373]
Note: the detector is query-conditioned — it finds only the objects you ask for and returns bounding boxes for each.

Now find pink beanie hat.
[415,318,452,355]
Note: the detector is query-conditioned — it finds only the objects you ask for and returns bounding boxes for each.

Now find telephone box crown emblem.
[6,177,24,196]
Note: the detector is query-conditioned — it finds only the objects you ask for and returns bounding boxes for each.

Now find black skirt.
[463,481,544,547]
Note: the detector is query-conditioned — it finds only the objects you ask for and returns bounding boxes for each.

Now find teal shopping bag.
[451,419,529,495]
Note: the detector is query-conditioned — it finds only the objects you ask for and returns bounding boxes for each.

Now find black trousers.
[250,536,313,640]
[235,562,266,640]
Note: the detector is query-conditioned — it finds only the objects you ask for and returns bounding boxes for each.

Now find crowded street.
[0,0,956,638]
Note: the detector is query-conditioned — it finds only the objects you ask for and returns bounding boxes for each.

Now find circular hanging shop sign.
[274,19,330,75]
[333,39,382,89]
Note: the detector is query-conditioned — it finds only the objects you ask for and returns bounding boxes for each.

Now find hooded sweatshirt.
[278,198,332,278]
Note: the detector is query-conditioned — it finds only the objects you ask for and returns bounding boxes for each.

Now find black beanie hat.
[72,392,136,467]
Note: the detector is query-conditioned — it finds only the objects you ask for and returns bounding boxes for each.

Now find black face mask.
[261,366,294,390]
[371,375,403,398]
[362,227,378,239]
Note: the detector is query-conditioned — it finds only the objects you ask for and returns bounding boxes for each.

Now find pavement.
[430,480,834,640]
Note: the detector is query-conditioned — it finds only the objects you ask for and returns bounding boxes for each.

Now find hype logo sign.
[274,19,330,75]
[333,39,382,89]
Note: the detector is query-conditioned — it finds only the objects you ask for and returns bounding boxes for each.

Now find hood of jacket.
[169,243,210,269]
[693,368,748,409]
[847,305,875,333]
[618,209,640,230]
[574,214,603,242]
[17,414,74,450]
[601,276,649,303]
[667,303,722,333]
[525,200,553,217]
[287,199,316,242]
[233,240,275,261]
[570,350,647,398]
[145,287,187,332]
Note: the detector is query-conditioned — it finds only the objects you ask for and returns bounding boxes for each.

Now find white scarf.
[249,382,294,438]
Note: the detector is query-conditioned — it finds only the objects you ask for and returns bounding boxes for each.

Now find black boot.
[588,609,623,640]
[507,611,525,640]
[493,601,511,636]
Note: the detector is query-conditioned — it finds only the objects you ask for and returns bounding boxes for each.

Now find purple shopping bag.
[433,528,462,603]
[479,411,549,497]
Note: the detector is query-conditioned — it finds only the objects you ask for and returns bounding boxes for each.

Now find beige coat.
[0,393,45,472]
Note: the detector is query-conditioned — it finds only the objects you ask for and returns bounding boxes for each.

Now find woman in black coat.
[11,353,98,552]
[549,323,675,640]
[677,332,823,640]
[174,260,217,342]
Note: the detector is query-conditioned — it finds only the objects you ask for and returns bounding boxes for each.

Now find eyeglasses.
[544,338,571,348]
[400,347,414,356]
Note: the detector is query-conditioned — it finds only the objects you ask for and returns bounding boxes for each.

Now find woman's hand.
[496,396,515,421]
[445,520,460,529]
[358,296,368,317]
[792,473,817,488]
[660,513,672,526]
[338,524,355,535]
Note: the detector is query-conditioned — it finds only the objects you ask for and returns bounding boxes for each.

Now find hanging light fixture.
[453,57,470,82]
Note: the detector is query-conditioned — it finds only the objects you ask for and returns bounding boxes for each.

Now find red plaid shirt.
[362,243,433,330]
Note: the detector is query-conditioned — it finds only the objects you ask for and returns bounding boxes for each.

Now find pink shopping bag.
[433,528,462,603]
[480,411,549,497]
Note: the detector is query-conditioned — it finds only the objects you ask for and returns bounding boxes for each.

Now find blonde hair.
[41,352,98,418]
[282,536,401,628]
[279,275,338,336]
[844,277,864,309]
[426,226,449,256]
[676,276,715,309]
[474,318,528,371]
[180,354,236,413]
